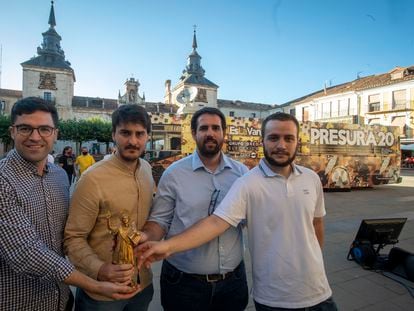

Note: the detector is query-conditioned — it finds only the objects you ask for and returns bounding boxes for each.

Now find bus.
[296,121,401,189]
[146,113,402,190]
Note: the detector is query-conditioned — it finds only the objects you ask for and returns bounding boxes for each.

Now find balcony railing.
[392,100,408,110]
[368,103,380,112]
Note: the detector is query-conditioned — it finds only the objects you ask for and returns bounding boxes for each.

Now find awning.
[391,116,406,127]
[401,143,414,151]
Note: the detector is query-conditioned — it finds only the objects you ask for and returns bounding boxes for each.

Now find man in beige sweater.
[64,104,155,311]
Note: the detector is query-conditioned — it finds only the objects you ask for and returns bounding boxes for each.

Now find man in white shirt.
[137,112,337,311]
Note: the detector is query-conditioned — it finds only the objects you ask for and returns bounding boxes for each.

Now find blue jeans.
[160,260,249,311]
[74,284,154,311]
[254,297,338,311]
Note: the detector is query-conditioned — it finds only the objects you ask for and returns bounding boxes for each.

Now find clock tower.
[21,1,75,119]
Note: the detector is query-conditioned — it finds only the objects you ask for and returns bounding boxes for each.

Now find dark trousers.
[74,284,153,311]
[65,172,74,185]
[160,260,249,311]
[254,297,338,311]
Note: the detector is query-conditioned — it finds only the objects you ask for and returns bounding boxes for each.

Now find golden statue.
[106,212,142,286]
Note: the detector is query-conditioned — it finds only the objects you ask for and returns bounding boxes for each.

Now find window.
[0,100,5,113]
[331,100,339,117]
[322,102,330,118]
[368,94,380,112]
[318,103,323,119]
[339,99,349,116]
[44,92,52,102]
[90,99,103,108]
[392,90,406,110]
[229,111,235,117]
[289,108,296,116]
[302,107,309,121]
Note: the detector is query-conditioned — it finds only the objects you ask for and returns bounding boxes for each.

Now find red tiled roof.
[286,65,414,105]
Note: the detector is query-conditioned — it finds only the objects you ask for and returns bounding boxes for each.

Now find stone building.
[0,2,275,122]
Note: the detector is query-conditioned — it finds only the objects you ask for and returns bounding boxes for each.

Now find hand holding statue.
[105,212,143,287]
[97,263,135,286]
[136,240,173,270]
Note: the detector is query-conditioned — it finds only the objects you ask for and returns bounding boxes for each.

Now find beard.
[197,137,223,158]
[263,145,297,168]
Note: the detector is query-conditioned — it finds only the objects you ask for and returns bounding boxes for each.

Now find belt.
[188,261,243,283]
[188,270,234,283]
[165,260,243,283]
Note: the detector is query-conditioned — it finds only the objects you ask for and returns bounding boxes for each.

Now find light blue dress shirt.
[149,151,248,274]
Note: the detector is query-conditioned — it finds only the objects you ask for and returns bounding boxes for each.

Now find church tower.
[167,28,218,113]
[21,1,75,119]
[118,77,145,105]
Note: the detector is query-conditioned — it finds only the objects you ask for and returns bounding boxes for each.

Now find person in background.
[75,146,95,176]
[138,112,337,311]
[47,152,55,164]
[59,146,76,185]
[0,97,139,311]
[103,146,116,160]
[65,104,155,311]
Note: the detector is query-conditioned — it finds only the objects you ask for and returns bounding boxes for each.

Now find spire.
[21,1,73,71]
[192,25,198,51]
[177,27,218,89]
[183,27,204,76]
[48,1,56,28]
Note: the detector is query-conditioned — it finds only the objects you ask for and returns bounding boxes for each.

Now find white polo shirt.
[214,159,332,308]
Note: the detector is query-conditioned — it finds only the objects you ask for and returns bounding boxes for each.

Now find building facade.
[281,66,414,144]
[0,2,275,123]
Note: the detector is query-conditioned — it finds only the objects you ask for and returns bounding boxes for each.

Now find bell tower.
[21,1,75,119]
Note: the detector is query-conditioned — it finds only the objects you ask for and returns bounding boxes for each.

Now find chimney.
[165,80,172,104]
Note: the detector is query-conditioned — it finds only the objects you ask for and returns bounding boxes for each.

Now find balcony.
[392,100,408,111]
[368,102,380,112]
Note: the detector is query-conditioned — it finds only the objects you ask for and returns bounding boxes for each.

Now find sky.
[1,0,413,105]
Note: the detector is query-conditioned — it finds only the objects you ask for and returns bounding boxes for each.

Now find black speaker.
[349,241,377,268]
[387,247,414,282]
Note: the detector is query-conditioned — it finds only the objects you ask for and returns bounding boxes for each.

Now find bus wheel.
[372,170,382,185]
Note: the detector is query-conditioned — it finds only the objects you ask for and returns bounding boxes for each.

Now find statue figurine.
[106,212,142,286]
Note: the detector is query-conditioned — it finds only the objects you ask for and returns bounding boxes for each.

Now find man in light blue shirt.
[141,107,249,311]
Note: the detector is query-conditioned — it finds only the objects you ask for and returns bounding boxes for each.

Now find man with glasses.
[0,97,140,311]
[140,107,249,311]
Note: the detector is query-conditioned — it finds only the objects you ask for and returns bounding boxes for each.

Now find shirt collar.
[8,149,48,176]
[258,158,302,178]
[191,150,231,172]
[111,153,141,174]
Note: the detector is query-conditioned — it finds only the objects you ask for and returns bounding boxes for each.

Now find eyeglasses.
[12,125,56,137]
[208,189,221,216]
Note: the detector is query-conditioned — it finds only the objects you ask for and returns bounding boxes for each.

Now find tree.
[0,115,12,152]
[88,117,112,152]
[58,118,112,153]
[58,119,94,152]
